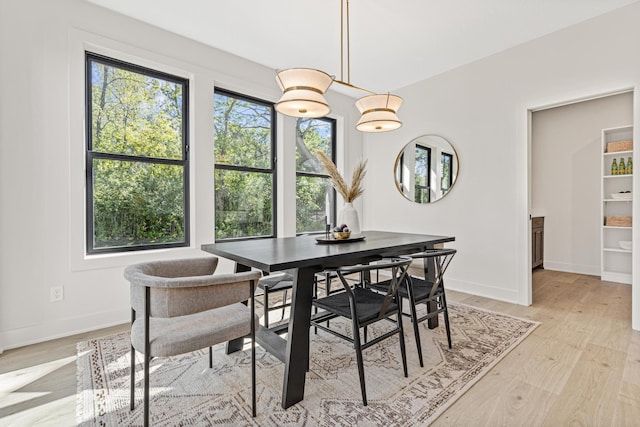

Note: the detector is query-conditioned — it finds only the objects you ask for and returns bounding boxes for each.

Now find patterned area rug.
[76,303,538,426]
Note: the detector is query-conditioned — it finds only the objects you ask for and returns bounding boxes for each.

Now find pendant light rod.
[334,79,376,95]
[274,0,402,132]
[340,0,344,82]
[335,0,375,95]
[342,0,350,84]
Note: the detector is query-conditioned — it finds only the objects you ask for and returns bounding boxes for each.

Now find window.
[85,53,189,254]
[441,152,453,192]
[214,89,276,240]
[296,117,336,233]
[414,144,431,203]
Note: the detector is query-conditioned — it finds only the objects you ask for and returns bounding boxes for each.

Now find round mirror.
[394,134,459,203]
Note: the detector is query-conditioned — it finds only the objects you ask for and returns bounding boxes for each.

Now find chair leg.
[130,308,136,411]
[209,346,213,369]
[313,277,318,335]
[406,289,424,367]
[251,336,256,417]
[396,310,408,378]
[325,274,331,328]
[130,346,136,410]
[281,289,288,321]
[250,279,256,418]
[144,287,150,427]
[263,289,270,328]
[441,292,452,349]
[352,321,367,406]
[144,351,150,427]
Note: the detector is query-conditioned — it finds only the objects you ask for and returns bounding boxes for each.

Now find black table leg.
[226,262,252,354]
[424,251,440,329]
[281,266,317,408]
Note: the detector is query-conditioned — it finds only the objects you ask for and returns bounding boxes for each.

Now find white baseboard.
[446,277,520,304]
[3,267,598,351]
[542,261,600,276]
[1,308,129,351]
[601,271,632,284]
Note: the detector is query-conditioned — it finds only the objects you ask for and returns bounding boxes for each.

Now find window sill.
[71,245,202,272]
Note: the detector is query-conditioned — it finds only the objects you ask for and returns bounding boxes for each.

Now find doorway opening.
[529,89,634,305]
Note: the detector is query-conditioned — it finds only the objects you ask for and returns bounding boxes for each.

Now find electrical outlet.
[50,286,64,302]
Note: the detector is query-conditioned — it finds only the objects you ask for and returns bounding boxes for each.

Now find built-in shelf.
[604,150,633,156]
[603,174,633,179]
[601,125,633,285]
[603,247,632,253]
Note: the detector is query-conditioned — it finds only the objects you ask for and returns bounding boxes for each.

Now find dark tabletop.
[201,230,454,272]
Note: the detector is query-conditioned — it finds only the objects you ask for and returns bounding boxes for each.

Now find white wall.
[532,93,633,275]
[0,0,362,350]
[3,1,640,351]
[362,2,640,330]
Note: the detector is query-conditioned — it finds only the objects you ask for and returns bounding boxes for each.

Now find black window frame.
[441,152,454,191]
[414,144,431,203]
[213,88,277,242]
[295,116,337,234]
[85,52,190,254]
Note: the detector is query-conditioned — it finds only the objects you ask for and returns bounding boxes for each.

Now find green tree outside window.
[295,117,336,233]
[86,53,189,253]
[214,90,275,240]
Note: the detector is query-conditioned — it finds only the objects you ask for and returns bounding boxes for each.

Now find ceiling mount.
[275,0,402,133]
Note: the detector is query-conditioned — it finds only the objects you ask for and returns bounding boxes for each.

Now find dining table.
[201,230,455,409]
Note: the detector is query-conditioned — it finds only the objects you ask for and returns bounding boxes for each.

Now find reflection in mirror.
[394,135,459,203]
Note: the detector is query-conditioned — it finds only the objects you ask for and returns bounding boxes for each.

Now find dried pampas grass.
[316,150,367,202]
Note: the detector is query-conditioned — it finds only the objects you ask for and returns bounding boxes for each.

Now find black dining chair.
[369,248,457,367]
[258,270,344,329]
[314,270,342,296]
[256,272,294,328]
[310,256,412,405]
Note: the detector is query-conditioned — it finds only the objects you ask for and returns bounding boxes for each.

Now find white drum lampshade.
[275,68,334,118]
[355,93,403,132]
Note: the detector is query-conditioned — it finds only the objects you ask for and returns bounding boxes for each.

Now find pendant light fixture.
[275,68,333,118]
[275,0,402,132]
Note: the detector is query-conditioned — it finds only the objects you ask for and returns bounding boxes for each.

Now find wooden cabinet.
[532,216,544,269]
[601,125,633,284]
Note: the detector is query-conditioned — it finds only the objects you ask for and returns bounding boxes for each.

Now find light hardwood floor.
[1,269,639,426]
[435,269,640,426]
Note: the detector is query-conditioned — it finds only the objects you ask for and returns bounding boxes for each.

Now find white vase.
[338,202,360,234]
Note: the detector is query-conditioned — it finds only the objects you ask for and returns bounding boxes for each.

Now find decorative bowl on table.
[332,231,351,240]
[619,240,632,250]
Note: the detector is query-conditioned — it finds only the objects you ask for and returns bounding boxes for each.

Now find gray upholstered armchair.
[124,256,262,426]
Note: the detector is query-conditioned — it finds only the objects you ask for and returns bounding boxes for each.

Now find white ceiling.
[86,0,638,96]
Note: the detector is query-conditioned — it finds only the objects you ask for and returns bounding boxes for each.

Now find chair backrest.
[124,256,262,318]
[133,257,219,278]
[409,248,456,291]
[334,256,412,318]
